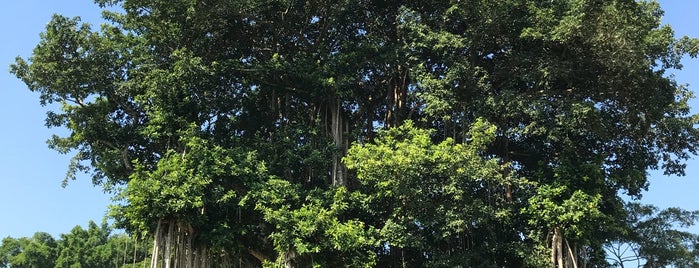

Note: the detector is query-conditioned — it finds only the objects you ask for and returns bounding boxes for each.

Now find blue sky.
[0,1,113,239]
[637,1,699,221]
[0,1,698,239]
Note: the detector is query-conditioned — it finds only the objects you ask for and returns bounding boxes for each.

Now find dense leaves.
[344,120,524,266]
[606,203,699,267]
[11,0,699,266]
[0,233,56,268]
[0,221,150,268]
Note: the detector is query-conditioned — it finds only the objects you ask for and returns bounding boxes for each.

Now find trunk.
[164,220,174,268]
[151,219,162,268]
[186,225,194,268]
[556,234,563,268]
[133,237,137,266]
[550,228,557,268]
[553,226,564,268]
[193,246,200,268]
[565,238,578,268]
[401,247,407,268]
[284,248,296,268]
[550,226,582,268]
[172,224,184,267]
[330,96,347,187]
[201,246,208,268]
[249,249,268,264]
[386,65,409,128]
[495,126,513,204]
[123,237,129,266]
[151,219,213,267]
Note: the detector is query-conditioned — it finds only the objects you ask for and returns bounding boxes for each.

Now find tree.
[344,119,526,266]
[606,203,699,268]
[393,0,699,266]
[0,236,27,268]
[0,222,149,268]
[0,233,57,268]
[11,0,699,267]
[55,220,126,268]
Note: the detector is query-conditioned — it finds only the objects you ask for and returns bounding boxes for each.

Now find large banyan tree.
[12,0,699,267]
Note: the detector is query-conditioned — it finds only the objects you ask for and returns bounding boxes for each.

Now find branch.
[248,249,269,263]
[95,139,133,171]
[65,97,85,107]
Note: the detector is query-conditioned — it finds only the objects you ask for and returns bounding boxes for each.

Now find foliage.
[345,119,529,266]
[525,185,602,238]
[0,233,56,268]
[606,203,699,267]
[0,221,148,268]
[250,181,378,267]
[11,0,699,266]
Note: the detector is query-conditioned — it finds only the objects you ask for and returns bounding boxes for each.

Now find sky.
[0,1,699,240]
[0,1,112,239]
[635,1,699,221]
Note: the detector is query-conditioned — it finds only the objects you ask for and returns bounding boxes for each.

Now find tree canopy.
[11,0,699,267]
[0,221,150,268]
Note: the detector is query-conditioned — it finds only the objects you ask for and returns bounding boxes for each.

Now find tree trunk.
[186,225,194,268]
[133,237,138,266]
[550,226,582,268]
[386,65,408,128]
[553,226,564,268]
[151,219,162,268]
[164,220,174,268]
[284,248,296,268]
[502,133,513,203]
[401,247,407,268]
[193,246,200,268]
[550,228,557,268]
[330,96,346,187]
[174,225,181,268]
[200,246,208,268]
[551,226,584,268]
[565,238,578,268]
[248,249,268,264]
